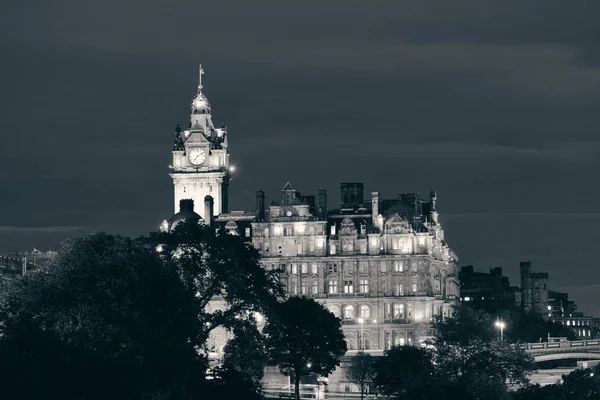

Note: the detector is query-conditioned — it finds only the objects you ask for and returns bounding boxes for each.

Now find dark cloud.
[1,0,600,314]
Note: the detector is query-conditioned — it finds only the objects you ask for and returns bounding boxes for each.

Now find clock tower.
[169,65,230,221]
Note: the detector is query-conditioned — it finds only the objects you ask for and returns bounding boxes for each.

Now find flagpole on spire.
[198,64,204,93]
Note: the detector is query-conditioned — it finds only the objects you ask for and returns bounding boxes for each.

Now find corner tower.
[169,65,231,221]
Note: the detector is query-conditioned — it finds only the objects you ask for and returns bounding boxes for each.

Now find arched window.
[359,305,370,319]
[344,305,354,319]
[327,305,341,318]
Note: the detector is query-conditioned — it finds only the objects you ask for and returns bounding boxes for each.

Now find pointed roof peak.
[282,182,295,191]
[197,64,205,93]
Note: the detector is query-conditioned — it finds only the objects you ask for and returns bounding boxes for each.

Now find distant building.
[160,67,460,391]
[0,249,56,278]
[520,261,549,315]
[459,266,520,311]
[547,291,577,319]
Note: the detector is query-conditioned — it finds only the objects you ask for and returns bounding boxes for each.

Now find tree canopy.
[264,296,346,400]
[430,306,536,399]
[0,223,284,399]
[346,351,376,400]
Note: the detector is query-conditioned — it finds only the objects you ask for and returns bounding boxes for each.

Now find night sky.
[1,1,599,316]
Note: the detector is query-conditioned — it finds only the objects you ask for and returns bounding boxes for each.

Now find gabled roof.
[282,181,295,191]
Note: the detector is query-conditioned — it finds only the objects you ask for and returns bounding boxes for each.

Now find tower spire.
[197,64,204,93]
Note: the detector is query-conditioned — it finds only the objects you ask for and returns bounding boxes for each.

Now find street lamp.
[358,318,364,350]
[495,320,505,342]
[357,318,377,350]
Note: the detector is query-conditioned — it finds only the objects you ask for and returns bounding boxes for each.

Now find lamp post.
[358,318,364,350]
[357,318,377,350]
[495,320,505,343]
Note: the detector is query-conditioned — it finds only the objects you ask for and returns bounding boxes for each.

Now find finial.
[198,64,205,93]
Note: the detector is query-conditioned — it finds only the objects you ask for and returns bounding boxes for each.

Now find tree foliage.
[371,306,536,400]
[432,306,536,391]
[512,364,600,400]
[346,351,376,400]
[264,296,346,400]
[220,316,268,391]
[0,223,284,399]
[373,346,438,400]
[0,233,205,399]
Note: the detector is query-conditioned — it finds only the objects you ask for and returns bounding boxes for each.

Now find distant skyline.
[1,0,599,316]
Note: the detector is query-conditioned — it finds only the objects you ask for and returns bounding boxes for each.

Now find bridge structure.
[521,339,600,362]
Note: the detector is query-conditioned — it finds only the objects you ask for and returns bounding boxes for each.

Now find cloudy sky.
[1,1,599,315]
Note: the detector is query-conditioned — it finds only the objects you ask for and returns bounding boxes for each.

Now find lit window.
[328,279,338,294]
[359,279,369,293]
[290,279,298,294]
[245,227,251,237]
[301,281,308,294]
[284,227,293,236]
[359,305,370,318]
[311,264,318,274]
[311,280,318,294]
[393,304,404,319]
[344,280,354,293]
[344,305,354,319]
[331,225,336,235]
[394,260,404,272]
[291,264,297,274]
[330,245,336,255]
[301,264,308,274]
[394,281,404,296]
[316,239,324,248]
[547,305,552,310]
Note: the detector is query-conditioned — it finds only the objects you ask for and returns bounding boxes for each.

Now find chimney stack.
[180,199,195,212]
[256,190,265,221]
[371,191,380,218]
[204,195,214,227]
[318,189,328,219]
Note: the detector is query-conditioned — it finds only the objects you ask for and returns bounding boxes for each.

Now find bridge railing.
[521,340,600,352]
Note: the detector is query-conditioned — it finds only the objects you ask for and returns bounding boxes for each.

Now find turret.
[256,190,266,221]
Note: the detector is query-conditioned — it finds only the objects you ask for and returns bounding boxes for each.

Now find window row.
[270,260,424,275]
[338,304,373,319]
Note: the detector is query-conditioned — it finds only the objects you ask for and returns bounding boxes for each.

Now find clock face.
[188,148,206,166]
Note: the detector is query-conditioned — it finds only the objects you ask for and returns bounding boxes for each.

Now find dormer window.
[331,225,336,235]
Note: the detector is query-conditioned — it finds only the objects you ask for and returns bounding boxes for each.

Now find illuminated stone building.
[162,68,460,389]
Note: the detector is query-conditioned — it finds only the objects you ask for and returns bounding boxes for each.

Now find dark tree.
[512,384,563,400]
[0,233,205,399]
[264,296,347,400]
[373,346,438,400]
[430,306,536,399]
[220,316,268,391]
[0,224,283,399]
[560,365,600,400]
[346,351,376,400]
[145,221,283,338]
